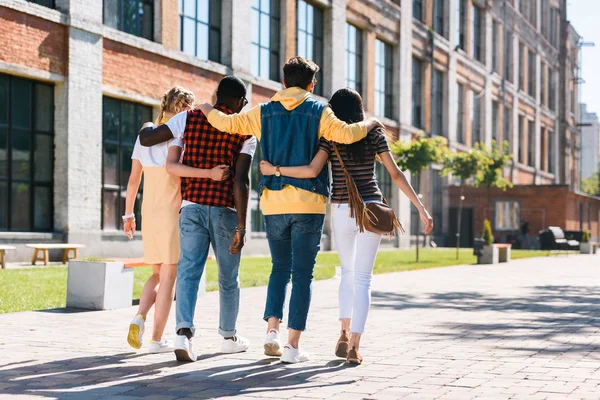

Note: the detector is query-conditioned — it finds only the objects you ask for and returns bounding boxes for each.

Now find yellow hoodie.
[207,87,368,215]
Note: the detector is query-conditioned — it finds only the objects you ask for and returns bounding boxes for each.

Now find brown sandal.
[335,331,350,358]
[347,346,363,365]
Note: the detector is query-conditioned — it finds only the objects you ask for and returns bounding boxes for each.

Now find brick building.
[0,0,597,261]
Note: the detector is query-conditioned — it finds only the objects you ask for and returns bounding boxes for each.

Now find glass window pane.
[209,29,221,62]
[121,146,133,184]
[298,1,306,31]
[252,44,260,76]
[197,23,210,60]
[0,75,7,125]
[11,182,30,230]
[103,190,118,230]
[297,32,306,58]
[260,0,270,13]
[182,17,196,55]
[103,0,119,29]
[183,0,195,17]
[270,17,280,49]
[260,13,270,47]
[198,0,209,23]
[11,79,32,129]
[260,48,270,80]
[0,127,7,178]
[120,102,135,145]
[35,134,53,182]
[103,144,118,186]
[252,9,260,44]
[34,83,53,132]
[34,186,52,231]
[142,2,153,40]
[103,97,120,142]
[209,0,221,28]
[11,130,30,180]
[0,181,6,230]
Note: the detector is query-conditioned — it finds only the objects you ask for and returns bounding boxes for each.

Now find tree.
[441,148,485,259]
[581,170,600,196]
[391,136,448,262]
[474,139,513,191]
[482,219,493,245]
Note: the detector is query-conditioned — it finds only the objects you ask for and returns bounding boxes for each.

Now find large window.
[505,31,513,82]
[180,0,221,62]
[412,57,422,128]
[495,200,520,231]
[547,129,554,173]
[457,0,466,50]
[252,0,280,81]
[374,39,393,119]
[104,0,154,40]
[28,0,54,7]
[492,20,499,73]
[492,100,499,143]
[345,23,363,95]
[0,74,54,232]
[432,69,444,137]
[548,69,555,111]
[297,0,324,96]
[527,120,534,167]
[504,105,511,152]
[518,115,525,163]
[457,83,465,144]
[433,0,445,37]
[528,50,536,97]
[413,0,423,21]
[471,4,483,63]
[102,97,152,230]
[519,44,525,91]
[470,90,481,145]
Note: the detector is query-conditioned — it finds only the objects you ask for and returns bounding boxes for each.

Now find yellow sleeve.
[207,105,262,140]
[318,106,367,144]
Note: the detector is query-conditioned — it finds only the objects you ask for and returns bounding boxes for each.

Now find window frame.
[345,23,364,96]
[251,0,281,81]
[0,74,55,232]
[374,39,394,119]
[471,4,484,63]
[297,0,324,96]
[27,0,55,7]
[433,0,445,37]
[180,0,222,62]
[101,97,152,231]
[527,119,535,167]
[432,69,444,137]
[527,50,536,97]
[412,57,423,128]
[413,0,423,22]
[457,82,465,144]
[470,90,481,145]
[103,0,154,41]
[494,199,521,232]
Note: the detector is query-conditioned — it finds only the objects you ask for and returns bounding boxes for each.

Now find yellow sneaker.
[127,314,145,350]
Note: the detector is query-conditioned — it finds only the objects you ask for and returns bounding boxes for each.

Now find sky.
[568,1,600,115]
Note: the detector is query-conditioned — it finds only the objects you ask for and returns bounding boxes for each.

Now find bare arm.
[230,154,253,255]
[380,151,434,234]
[260,150,329,179]
[139,123,175,147]
[123,160,143,239]
[165,146,231,181]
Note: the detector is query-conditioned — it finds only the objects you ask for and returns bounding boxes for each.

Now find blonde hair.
[156,86,195,123]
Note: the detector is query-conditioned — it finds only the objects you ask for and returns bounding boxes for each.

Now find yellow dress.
[134,117,181,265]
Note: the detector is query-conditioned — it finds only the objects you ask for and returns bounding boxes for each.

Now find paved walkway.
[1,254,599,399]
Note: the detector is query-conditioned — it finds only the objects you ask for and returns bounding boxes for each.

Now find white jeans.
[333,203,382,334]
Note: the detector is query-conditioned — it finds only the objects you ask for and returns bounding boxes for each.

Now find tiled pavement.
[1,253,599,399]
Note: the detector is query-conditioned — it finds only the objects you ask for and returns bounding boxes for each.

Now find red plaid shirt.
[181,105,248,208]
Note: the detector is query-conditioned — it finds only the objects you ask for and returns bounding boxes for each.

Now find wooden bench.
[26,244,86,265]
[0,245,16,269]
[492,243,512,263]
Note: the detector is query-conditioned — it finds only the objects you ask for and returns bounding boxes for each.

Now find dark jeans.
[263,213,325,331]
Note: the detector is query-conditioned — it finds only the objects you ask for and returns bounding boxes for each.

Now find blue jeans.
[263,214,325,331]
[176,204,241,337]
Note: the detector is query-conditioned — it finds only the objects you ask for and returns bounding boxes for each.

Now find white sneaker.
[127,314,145,350]
[174,335,196,362]
[264,329,282,356]
[280,344,310,364]
[148,338,174,354]
[221,335,250,354]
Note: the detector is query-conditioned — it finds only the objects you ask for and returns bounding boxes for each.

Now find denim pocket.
[215,209,237,239]
[294,214,325,235]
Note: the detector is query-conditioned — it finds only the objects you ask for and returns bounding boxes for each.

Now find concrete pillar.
[323,0,346,98]
[447,0,458,145]
[160,0,179,49]
[483,6,493,147]
[53,0,104,252]
[282,0,297,62]
[222,0,252,77]
[511,33,520,160]
[397,0,414,248]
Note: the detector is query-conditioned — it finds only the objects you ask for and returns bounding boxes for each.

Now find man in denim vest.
[198,57,383,363]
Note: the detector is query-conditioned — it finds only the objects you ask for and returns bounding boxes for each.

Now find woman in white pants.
[260,88,433,364]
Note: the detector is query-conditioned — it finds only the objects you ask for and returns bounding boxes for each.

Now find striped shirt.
[319,129,390,204]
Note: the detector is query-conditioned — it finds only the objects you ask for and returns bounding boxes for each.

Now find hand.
[210,165,231,181]
[229,230,245,254]
[366,116,385,131]
[420,208,434,235]
[142,121,154,129]
[260,160,275,176]
[123,218,136,239]
[197,103,213,117]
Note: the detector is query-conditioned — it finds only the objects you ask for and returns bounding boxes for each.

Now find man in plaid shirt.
[139,77,256,362]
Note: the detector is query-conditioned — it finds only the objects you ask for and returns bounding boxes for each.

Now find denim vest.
[259,97,329,197]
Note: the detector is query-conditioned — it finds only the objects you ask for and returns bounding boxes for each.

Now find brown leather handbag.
[332,143,404,236]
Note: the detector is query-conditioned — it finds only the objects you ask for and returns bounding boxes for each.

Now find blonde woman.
[123,87,230,353]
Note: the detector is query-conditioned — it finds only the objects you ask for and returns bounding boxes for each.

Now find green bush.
[582,229,590,243]
[482,219,493,245]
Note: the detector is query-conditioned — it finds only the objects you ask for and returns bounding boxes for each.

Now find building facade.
[0,0,597,261]
[580,103,600,181]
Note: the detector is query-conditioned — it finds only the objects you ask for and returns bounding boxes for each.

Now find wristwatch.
[275,166,281,177]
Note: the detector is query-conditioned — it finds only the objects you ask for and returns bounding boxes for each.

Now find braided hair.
[156,86,195,124]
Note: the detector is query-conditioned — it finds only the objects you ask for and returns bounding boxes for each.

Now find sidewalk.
[0,254,599,399]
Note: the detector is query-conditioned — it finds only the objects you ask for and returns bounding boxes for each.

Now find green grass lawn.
[0,248,564,314]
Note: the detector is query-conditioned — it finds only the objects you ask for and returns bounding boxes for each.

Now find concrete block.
[580,242,597,255]
[478,245,499,264]
[67,260,133,310]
